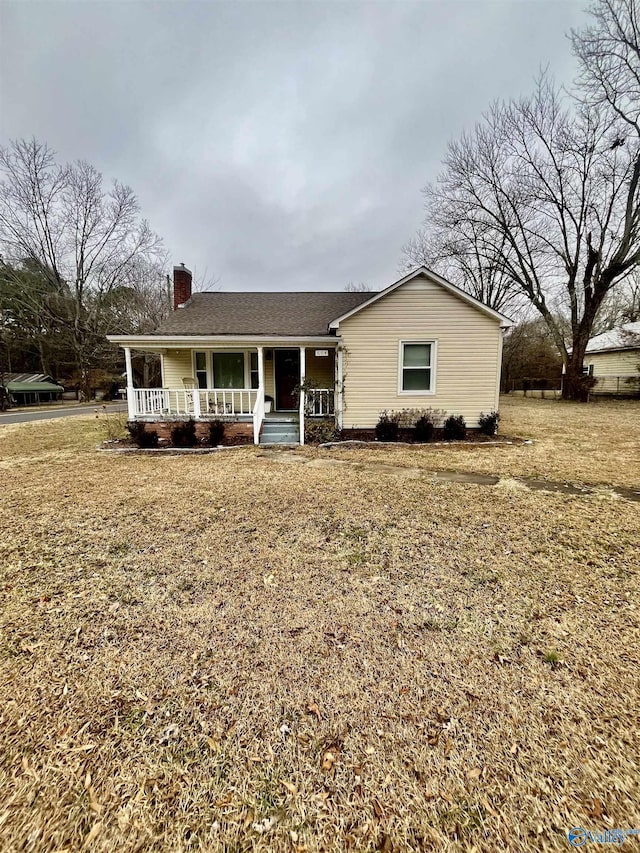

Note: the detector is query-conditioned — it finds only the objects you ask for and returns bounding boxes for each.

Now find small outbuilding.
[2,373,65,406]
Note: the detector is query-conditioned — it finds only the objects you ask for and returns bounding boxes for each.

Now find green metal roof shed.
[2,374,65,405]
[6,380,64,393]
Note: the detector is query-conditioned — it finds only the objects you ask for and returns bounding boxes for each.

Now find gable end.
[329,267,512,329]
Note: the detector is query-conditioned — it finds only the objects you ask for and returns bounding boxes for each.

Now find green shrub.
[127,421,159,448]
[478,411,500,436]
[414,415,435,443]
[305,419,337,444]
[394,407,447,429]
[208,419,225,446]
[171,419,197,447]
[443,414,466,441]
[375,410,400,442]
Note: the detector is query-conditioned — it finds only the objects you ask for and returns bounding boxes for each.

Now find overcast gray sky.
[1,0,587,292]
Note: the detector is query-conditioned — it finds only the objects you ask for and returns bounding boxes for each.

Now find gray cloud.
[0,0,586,291]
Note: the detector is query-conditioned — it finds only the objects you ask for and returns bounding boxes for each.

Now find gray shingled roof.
[152,291,374,337]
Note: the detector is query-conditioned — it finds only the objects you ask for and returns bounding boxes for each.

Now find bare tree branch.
[403,50,640,399]
[0,139,164,396]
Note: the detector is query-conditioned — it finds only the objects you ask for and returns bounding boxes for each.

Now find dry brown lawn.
[330,395,640,488]
[0,397,638,852]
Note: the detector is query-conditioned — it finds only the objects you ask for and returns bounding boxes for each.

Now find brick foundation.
[134,420,254,446]
[339,427,480,442]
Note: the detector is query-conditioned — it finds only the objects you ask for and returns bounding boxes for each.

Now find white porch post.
[124,346,135,420]
[255,346,265,445]
[257,345,265,393]
[299,346,306,446]
[336,346,343,430]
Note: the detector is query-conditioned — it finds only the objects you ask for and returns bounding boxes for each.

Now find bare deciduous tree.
[409,69,640,399]
[0,139,164,397]
[405,0,640,399]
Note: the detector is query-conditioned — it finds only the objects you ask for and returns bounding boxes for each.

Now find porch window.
[213,352,245,388]
[250,352,259,389]
[194,351,207,389]
[399,341,435,393]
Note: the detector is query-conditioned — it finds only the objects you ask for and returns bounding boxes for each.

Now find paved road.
[0,403,127,425]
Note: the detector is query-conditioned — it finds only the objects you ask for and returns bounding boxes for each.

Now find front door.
[274,349,300,410]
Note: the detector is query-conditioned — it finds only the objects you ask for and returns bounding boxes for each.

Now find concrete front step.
[260,429,299,444]
[260,416,300,444]
[261,421,298,429]
[260,433,300,444]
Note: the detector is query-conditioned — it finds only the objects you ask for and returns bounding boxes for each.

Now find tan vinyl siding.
[304,349,335,388]
[338,274,502,428]
[162,350,194,388]
[586,349,640,376]
[265,353,275,399]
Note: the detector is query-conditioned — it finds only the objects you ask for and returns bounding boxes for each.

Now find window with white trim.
[399,341,435,393]
[250,352,259,389]
[194,351,207,389]
[212,352,245,388]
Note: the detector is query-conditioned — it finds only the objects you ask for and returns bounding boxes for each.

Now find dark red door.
[274,349,300,410]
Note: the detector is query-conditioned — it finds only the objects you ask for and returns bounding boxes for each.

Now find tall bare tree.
[0,139,164,397]
[407,1,640,399]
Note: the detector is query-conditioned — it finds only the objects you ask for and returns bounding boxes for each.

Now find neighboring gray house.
[584,322,640,396]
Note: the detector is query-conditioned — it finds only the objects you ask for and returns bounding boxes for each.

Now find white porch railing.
[252,386,265,445]
[132,388,258,418]
[197,389,257,415]
[305,388,335,417]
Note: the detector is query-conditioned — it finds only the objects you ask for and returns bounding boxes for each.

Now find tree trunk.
[562,267,613,401]
[562,338,594,401]
[78,367,92,402]
[76,342,92,402]
[37,340,50,378]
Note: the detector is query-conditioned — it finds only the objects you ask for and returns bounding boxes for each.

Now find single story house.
[1,373,64,406]
[108,264,512,445]
[583,321,640,396]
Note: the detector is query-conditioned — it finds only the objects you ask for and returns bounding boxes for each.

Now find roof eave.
[586,344,640,355]
[107,334,340,348]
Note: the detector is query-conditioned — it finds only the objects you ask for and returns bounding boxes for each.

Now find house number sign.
[315,349,329,357]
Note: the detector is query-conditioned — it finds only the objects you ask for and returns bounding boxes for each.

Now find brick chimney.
[173,263,192,310]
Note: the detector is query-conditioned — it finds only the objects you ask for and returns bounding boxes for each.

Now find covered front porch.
[121,342,341,445]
